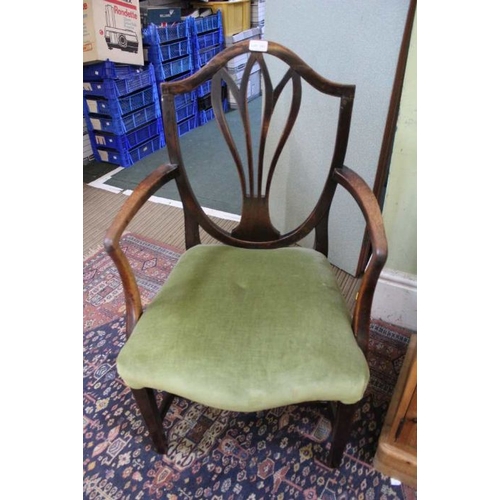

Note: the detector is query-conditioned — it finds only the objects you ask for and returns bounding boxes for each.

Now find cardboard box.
[192,0,250,37]
[250,0,264,33]
[139,3,182,25]
[83,0,144,66]
[251,1,265,22]
[224,26,261,46]
[147,0,182,5]
[224,26,261,75]
[224,26,262,109]
[228,67,261,109]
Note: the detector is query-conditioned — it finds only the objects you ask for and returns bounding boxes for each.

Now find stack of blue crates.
[83,61,164,168]
[143,20,198,137]
[83,12,232,168]
[190,11,228,125]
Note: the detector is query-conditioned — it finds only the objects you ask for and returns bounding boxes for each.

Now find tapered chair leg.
[131,388,168,453]
[328,401,358,468]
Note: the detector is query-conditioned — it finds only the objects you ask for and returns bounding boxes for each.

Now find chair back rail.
[161,40,355,251]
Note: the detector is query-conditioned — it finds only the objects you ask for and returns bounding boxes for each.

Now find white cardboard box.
[84,0,144,66]
[224,26,262,109]
[224,27,261,74]
[228,67,261,109]
[224,26,261,46]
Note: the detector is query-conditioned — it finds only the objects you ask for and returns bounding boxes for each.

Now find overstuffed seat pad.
[117,245,370,412]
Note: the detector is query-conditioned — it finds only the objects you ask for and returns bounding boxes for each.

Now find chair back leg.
[131,388,168,454]
[328,401,358,467]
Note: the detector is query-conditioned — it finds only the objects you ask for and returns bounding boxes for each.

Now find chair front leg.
[131,388,167,453]
[328,401,358,467]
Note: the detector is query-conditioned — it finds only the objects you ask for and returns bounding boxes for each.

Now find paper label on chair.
[249,40,268,52]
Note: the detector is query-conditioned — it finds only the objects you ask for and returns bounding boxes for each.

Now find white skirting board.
[371,269,417,331]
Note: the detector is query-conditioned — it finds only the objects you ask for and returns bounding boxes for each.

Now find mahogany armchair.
[104,40,388,468]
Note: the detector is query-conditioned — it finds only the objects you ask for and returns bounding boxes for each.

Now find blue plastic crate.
[178,115,197,137]
[157,71,197,110]
[83,60,144,81]
[195,44,223,69]
[198,99,229,126]
[198,107,216,126]
[94,134,165,168]
[197,79,213,98]
[84,85,158,117]
[87,101,161,135]
[147,38,190,63]
[192,12,222,35]
[143,21,189,45]
[197,93,212,112]
[90,118,162,151]
[83,65,156,99]
[156,54,192,82]
[195,30,224,51]
[174,89,197,109]
[195,78,227,99]
[175,99,197,123]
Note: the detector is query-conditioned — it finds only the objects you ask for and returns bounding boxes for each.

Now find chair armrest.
[333,166,388,354]
[103,163,179,336]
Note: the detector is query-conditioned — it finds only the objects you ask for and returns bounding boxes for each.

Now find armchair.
[104,40,388,467]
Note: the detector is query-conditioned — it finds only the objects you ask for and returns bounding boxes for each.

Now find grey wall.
[264,0,411,274]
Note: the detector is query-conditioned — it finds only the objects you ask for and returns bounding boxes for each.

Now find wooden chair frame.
[104,40,388,467]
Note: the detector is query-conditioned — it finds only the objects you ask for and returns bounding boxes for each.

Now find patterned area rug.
[83,234,417,499]
[83,233,182,331]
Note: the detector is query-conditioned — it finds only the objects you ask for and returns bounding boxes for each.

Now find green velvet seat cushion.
[117,244,369,412]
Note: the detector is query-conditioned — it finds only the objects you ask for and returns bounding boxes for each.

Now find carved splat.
[160,41,355,250]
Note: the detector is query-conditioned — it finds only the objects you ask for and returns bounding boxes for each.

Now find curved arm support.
[103,163,179,336]
[333,167,388,354]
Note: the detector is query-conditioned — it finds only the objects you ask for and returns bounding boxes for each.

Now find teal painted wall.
[264,0,412,275]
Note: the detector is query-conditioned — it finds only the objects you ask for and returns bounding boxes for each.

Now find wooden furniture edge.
[373,332,417,489]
